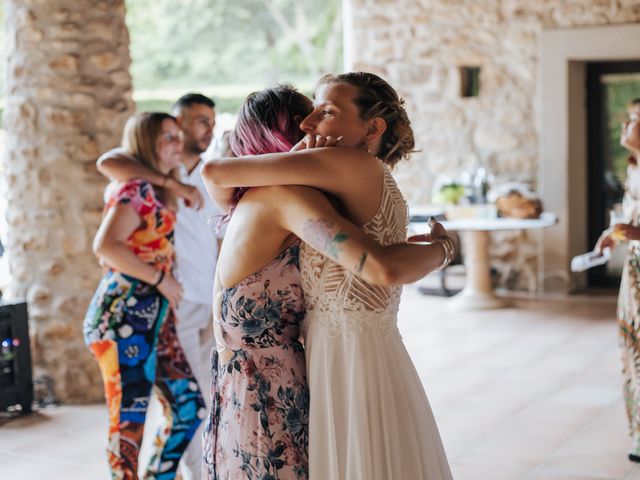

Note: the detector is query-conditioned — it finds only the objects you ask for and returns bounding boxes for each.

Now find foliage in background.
[125,0,342,113]
[605,76,640,184]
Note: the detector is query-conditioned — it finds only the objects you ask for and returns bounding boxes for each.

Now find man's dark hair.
[172,93,215,116]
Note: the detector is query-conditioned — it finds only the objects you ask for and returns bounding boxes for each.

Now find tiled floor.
[2,287,640,479]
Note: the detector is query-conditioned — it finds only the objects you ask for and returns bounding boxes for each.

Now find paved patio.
[1,287,640,479]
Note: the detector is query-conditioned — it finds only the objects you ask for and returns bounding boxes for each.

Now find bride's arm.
[272,186,449,286]
[200,147,375,197]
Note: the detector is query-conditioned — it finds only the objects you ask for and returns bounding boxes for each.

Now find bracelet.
[151,269,161,284]
[152,269,165,287]
[433,237,455,271]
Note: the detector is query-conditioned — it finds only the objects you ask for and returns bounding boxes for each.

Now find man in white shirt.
[96,93,223,480]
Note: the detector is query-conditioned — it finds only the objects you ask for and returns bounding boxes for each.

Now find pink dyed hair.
[230,85,311,156]
[223,85,312,216]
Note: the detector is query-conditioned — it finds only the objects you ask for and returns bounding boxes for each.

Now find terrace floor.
[1,287,640,479]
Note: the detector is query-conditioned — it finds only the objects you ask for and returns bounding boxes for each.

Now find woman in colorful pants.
[84,112,205,479]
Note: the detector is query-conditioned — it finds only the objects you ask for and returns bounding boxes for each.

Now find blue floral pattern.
[204,244,309,480]
[83,179,204,480]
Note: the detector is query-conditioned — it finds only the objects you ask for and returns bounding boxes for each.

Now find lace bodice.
[299,164,409,337]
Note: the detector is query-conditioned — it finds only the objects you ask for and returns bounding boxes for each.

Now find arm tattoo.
[356,251,368,273]
[303,219,348,258]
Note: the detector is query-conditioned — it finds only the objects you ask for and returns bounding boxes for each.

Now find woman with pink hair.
[203,73,453,480]
[202,84,452,479]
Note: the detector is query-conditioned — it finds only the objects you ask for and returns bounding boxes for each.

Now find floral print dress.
[618,164,640,456]
[203,243,309,480]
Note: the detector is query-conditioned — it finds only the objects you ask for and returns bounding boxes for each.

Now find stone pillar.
[2,0,135,402]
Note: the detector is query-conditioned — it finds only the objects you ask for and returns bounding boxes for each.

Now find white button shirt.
[174,159,224,305]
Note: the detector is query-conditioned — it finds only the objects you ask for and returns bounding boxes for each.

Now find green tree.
[605,77,640,184]
[125,0,343,96]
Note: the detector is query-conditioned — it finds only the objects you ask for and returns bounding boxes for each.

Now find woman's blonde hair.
[121,112,180,208]
[317,72,415,167]
[626,99,640,166]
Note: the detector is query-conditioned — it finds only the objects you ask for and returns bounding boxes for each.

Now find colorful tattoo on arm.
[356,251,368,273]
[303,219,349,258]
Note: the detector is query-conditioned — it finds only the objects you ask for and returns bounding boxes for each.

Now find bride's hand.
[408,218,448,243]
[290,134,343,151]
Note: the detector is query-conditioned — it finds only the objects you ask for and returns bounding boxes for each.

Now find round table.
[410,212,558,311]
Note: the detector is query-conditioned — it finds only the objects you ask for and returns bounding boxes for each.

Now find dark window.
[586,61,640,287]
[460,66,480,97]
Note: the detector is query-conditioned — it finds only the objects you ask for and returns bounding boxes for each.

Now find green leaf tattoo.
[356,251,368,273]
[303,219,349,258]
[333,232,349,243]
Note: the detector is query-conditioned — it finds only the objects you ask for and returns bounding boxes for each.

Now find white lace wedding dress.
[299,164,453,480]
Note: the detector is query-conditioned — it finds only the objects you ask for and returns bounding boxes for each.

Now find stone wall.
[3,0,135,402]
[348,0,640,289]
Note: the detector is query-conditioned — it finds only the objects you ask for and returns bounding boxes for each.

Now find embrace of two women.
[86,71,455,480]
[200,72,453,480]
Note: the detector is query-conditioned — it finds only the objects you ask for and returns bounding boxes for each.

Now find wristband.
[433,237,455,271]
[152,269,165,287]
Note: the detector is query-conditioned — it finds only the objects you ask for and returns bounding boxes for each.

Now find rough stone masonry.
[2,0,134,402]
[348,0,640,290]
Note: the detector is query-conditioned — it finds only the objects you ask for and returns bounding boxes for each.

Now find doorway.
[586,61,640,288]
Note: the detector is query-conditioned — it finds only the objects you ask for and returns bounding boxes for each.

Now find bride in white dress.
[203,72,453,480]
[298,166,452,480]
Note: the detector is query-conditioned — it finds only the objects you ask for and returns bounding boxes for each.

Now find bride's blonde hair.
[317,72,415,167]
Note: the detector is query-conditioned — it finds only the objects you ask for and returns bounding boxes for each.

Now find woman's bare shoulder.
[242,185,319,200]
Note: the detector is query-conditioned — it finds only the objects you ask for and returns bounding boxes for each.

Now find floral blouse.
[104,179,176,272]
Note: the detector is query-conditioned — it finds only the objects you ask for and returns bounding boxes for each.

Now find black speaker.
[0,302,32,414]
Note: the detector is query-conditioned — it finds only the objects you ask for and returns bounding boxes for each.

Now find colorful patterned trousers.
[85,272,205,480]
